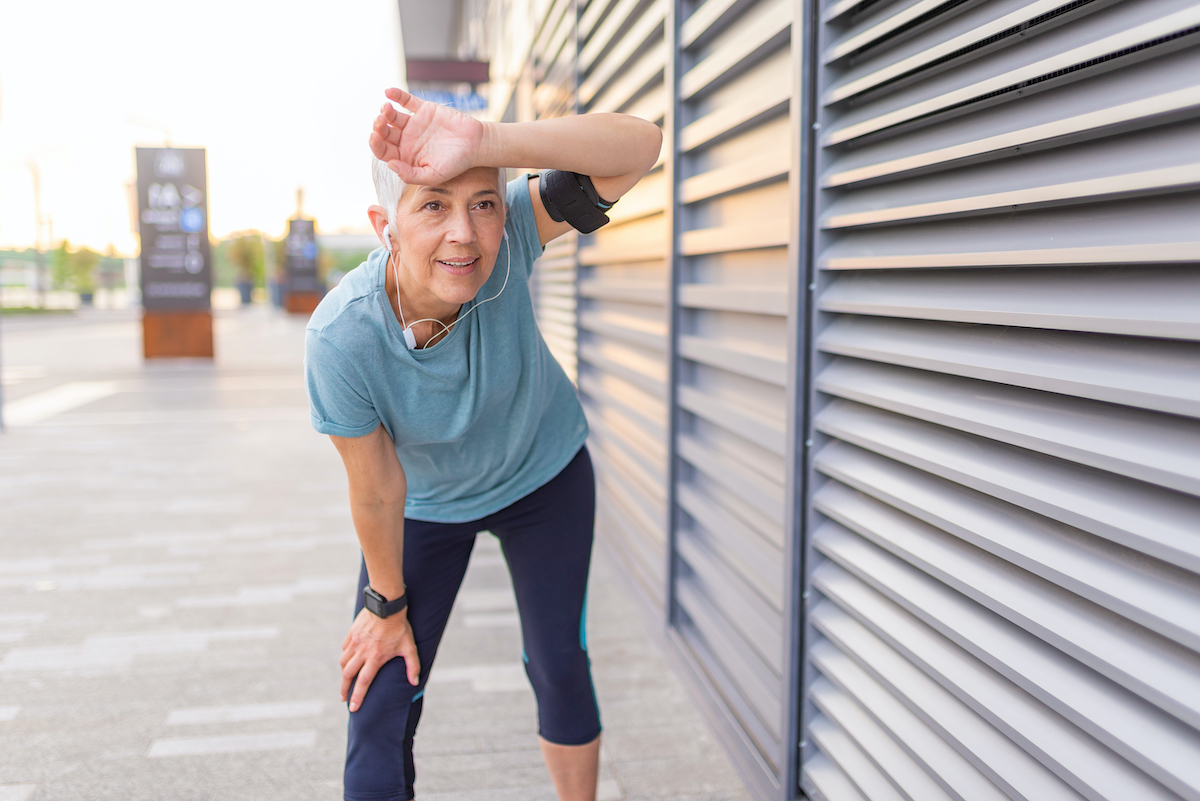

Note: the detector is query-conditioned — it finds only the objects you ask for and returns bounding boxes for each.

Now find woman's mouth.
[436,257,479,275]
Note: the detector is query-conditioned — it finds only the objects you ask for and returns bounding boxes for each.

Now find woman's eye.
[425,202,442,211]
[475,201,494,210]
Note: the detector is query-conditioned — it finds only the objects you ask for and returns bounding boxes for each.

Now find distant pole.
[0,267,5,431]
[26,161,45,308]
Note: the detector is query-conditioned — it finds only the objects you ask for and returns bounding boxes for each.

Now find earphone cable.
[390,229,511,349]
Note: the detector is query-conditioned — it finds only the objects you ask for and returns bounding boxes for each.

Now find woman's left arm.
[370,88,662,244]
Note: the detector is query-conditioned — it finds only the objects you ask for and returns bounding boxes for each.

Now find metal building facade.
[804,1,1200,800]
[440,0,1200,798]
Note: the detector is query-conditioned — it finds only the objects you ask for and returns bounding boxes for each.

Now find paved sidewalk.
[0,307,751,801]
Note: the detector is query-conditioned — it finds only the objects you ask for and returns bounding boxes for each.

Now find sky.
[0,0,405,255]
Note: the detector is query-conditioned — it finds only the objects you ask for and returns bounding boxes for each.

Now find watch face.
[364,588,385,616]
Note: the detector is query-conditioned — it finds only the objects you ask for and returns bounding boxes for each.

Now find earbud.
[503,228,508,241]
[383,223,394,252]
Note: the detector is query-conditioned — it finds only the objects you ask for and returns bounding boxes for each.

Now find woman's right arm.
[330,425,421,711]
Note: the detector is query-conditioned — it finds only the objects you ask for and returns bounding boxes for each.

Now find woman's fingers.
[384,87,424,114]
[349,660,381,712]
[368,132,398,163]
[401,641,421,686]
[339,651,365,702]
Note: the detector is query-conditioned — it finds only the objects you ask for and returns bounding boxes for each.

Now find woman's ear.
[367,205,390,250]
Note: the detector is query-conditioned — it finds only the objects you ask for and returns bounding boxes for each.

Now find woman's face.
[391,166,505,309]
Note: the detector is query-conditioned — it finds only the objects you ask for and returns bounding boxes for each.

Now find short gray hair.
[371,158,507,226]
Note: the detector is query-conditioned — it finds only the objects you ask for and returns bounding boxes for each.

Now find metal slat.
[816,441,1200,653]
[822,0,988,66]
[675,611,785,773]
[677,532,784,675]
[579,308,668,350]
[816,359,1200,496]
[680,220,791,254]
[580,0,646,70]
[680,0,791,99]
[822,6,1200,146]
[812,642,1012,801]
[580,0,666,104]
[813,479,1200,728]
[815,400,1200,572]
[680,78,790,151]
[812,563,1180,801]
[817,316,1200,417]
[677,433,786,525]
[678,284,789,315]
[824,85,1200,188]
[677,485,785,606]
[813,520,1200,801]
[812,603,1088,801]
[675,580,784,737]
[803,751,871,801]
[821,163,1200,228]
[682,150,790,203]
[677,385,786,456]
[587,40,666,113]
[810,678,958,801]
[824,0,1116,102]
[807,716,908,801]
[679,334,787,386]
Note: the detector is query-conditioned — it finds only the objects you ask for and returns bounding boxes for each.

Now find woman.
[304,88,661,801]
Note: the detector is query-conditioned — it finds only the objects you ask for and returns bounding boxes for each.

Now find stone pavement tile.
[412,747,554,792]
[600,723,724,763]
[614,755,752,799]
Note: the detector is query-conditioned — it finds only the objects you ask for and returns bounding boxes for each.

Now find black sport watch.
[363,586,408,619]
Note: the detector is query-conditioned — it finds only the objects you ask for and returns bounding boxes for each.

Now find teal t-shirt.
[304,176,588,523]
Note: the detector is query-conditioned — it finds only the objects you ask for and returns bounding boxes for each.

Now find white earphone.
[383,222,510,350]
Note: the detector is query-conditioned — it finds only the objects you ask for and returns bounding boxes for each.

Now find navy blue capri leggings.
[344,446,600,801]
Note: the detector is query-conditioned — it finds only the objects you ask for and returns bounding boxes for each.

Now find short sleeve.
[304,330,381,438]
[504,175,546,281]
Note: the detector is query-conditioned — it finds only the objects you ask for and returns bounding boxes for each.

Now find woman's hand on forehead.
[370,88,484,186]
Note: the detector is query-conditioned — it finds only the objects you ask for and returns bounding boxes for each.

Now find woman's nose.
[445,209,477,243]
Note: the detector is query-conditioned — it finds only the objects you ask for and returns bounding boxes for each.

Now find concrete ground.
[0,306,751,801]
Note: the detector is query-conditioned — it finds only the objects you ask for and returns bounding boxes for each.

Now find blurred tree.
[50,241,71,290]
[212,234,266,289]
[228,235,265,288]
[72,248,99,295]
[49,241,98,294]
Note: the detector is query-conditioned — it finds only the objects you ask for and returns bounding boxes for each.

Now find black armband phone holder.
[538,170,617,234]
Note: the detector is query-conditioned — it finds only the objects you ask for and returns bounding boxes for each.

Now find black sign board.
[135,147,211,310]
[284,219,320,294]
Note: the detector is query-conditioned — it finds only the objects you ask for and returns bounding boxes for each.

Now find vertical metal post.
[782,0,820,795]
[662,0,684,631]
[0,300,5,432]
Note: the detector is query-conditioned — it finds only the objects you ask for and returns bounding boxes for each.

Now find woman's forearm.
[477,114,662,199]
[350,499,407,600]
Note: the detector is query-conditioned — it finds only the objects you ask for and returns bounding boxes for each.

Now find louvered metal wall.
[576,0,674,612]
[528,0,582,383]
[666,0,803,796]
[803,2,1200,801]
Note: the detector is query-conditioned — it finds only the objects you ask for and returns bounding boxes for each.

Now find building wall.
[454,1,1200,799]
